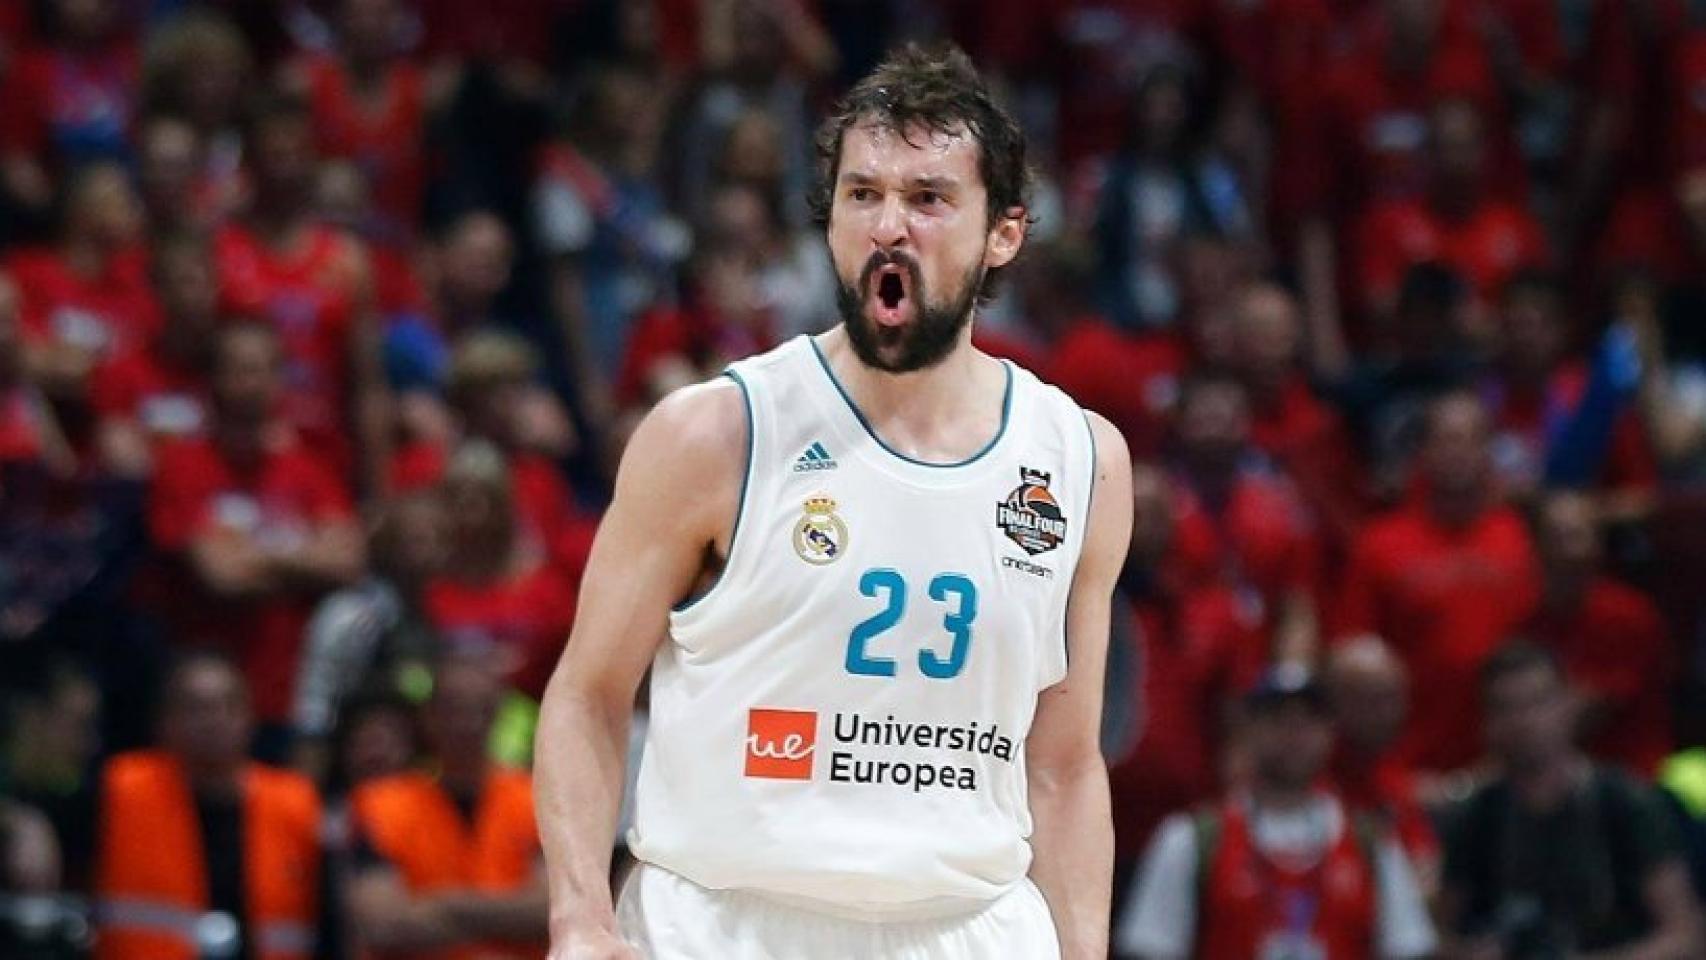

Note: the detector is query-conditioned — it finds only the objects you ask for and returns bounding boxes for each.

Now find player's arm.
[1027,412,1133,960]
[534,378,746,956]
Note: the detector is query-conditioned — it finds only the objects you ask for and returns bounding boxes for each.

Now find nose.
[871,193,907,251]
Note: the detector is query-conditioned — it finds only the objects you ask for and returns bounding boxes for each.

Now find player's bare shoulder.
[614,376,750,549]
[1082,411,1131,492]
[1078,410,1134,580]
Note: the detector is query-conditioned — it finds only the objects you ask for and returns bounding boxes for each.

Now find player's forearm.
[534,672,633,938]
[1028,756,1113,960]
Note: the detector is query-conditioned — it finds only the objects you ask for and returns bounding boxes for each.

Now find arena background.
[5,0,1706,956]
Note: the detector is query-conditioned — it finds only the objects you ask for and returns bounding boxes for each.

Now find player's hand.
[549,928,640,960]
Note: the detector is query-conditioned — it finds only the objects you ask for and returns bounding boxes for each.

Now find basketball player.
[534,45,1132,959]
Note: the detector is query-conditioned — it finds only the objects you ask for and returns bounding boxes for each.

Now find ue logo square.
[745,708,817,780]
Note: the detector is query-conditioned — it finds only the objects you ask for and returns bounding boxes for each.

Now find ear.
[983,205,1027,271]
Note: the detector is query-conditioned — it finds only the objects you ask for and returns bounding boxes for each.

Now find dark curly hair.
[810,43,1033,303]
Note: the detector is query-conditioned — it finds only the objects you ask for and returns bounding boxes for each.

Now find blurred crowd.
[6,0,1706,957]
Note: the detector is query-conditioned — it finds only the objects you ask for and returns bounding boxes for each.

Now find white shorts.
[615,863,1062,959]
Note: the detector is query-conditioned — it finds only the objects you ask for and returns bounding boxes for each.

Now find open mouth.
[871,264,911,326]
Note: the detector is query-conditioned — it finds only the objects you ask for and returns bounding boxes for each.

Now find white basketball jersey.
[628,334,1096,920]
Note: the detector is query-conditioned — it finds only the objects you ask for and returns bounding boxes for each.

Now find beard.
[835,249,982,374]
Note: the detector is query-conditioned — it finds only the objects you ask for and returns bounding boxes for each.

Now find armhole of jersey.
[1061,408,1099,672]
[671,369,755,614]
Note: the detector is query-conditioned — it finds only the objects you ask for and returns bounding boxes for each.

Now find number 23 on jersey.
[845,568,979,680]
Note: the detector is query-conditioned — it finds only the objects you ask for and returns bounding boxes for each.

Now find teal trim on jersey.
[1065,409,1099,671]
[1081,409,1099,523]
[808,336,1013,468]
[673,370,753,613]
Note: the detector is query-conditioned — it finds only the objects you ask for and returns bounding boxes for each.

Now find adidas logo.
[793,441,838,472]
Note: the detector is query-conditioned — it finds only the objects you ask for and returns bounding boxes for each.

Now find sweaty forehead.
[838,119,982,188]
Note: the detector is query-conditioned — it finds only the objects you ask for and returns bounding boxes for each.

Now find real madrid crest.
[793,495,848,565]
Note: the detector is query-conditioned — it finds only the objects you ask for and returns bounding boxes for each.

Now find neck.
[252,199,305,239]
[185,760,242,797]
[455,547,512,584]
[438,291,490,329]
[1249,374,1288,407]
[1428,485,1485,528]
[819,325,1000,459]
[215,421,268,465]
[1510,752,1586,811]
[1543,567,1591,610]
[346,53,385,85]
[439,757,486,795]
[1252,779,1315,812]
[62,237,106,277]
[1185,458,1238,503]
[1433,187,1477,223]
[160,325,208,366]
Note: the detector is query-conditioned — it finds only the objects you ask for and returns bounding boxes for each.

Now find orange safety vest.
[349,768,542,960]
[94,750,321,960]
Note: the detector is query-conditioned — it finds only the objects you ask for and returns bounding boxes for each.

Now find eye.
[848,187,877,202]
[915,190,943,208]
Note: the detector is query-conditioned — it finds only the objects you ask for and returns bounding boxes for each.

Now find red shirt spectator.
[0,389,47,465]
[147,321,362,724]
[390,441,594,584]
[1046,0,1212,169]
[1483,362,1657,498]
[149,434,356,722]
[1355,196,1548,314]
[1107,585,1265,860]
[1529,490,1674,776]
[215,222,365,472]
[1325,635,1442,882]
[88,345,209,445]
[1598,184,1702,286]
[1484,0,1567,83]
[422,563,577,698]
[297,52,427,238]
[0,1,32,52]
[1208,0,1336,224]
[1336,502,1540,771]
[6,244,157,364]
[424,439,580,697]
[1167,374,1326,664]
[616,293,774,413]
[1667,13,1706,179]
[1049,319,1186,460]
[1529,578,1673,776]
[1249,377,1364,543]
[1337,389,1541,774]
[1479,272,1657,502]
[0,35,136,173]
[1232,284,1366,556]
[1168,459,1324,610]
[1321,2,1503,207]
[0,276,45,466]
[415,0,560,68]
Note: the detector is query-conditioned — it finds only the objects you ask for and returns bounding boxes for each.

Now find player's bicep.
[553,379,747,701]
[1030,414,1133,771]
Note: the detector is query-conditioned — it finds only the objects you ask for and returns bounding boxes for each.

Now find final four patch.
[996,468,1067,555]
